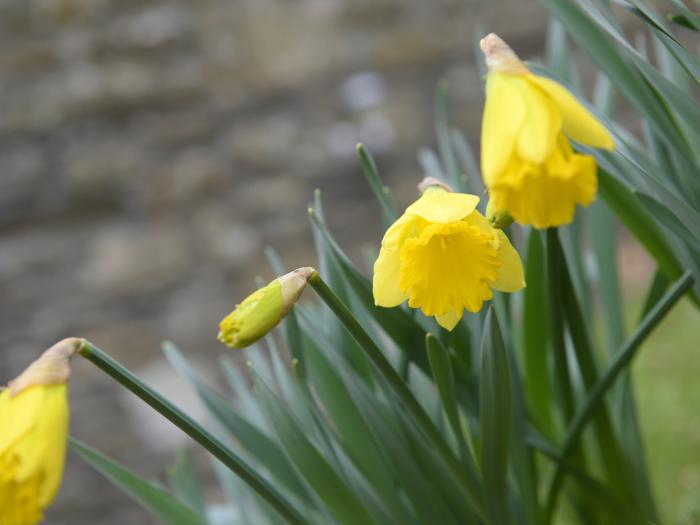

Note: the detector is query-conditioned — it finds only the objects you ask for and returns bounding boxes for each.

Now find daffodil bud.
[218,267,315,349]
[486,199,514,230]
[1,338,76,525]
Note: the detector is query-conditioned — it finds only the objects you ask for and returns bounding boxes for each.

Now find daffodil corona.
[480,33,615,229]
[0,339,77,525]
[373,185,525,330]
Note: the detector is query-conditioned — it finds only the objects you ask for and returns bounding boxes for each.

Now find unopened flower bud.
[486,199,514,229]
[218,267,315,349]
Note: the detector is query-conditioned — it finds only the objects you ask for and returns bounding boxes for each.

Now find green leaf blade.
[71,438,207,525]
[480,309,513,525]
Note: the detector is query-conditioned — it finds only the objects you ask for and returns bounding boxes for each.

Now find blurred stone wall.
[0,0,549,523]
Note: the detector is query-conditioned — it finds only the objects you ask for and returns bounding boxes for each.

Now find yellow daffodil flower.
[218,267,314,348]
[373,185,525,330]
[480,33,615,229]
[0,338,77,525]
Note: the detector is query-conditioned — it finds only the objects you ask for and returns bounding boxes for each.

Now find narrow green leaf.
[540,0,691,156]
[546,271,694,520]
[308,272,485,518]
[639,269,670,321]
[529,434,638,519]
[559,237,631,505]
[593,71,615,117]
[480,308,512,525]
[426,333,473,466]
[522,229,554,436]
[307,206,431,374]
[669,13,700,31]
[634,190,700,252]
[559,216,593,327]
[303,341,397,503]
[252,368,381,525]
[168,449,206,517]
[309,193,376,383]
[546,18,580,88]
[435,80,466,192]
[396,408,478,522]
[350,377,460,524]
[417,147,446,181]
[597,168,683,280]
[450,129,484,197]
[586,200,625,351]
[505,347,542,525]
[356,143,397,229]
[76,341,306,525]
[71,437,206,525]
[163,344,313,505]
[546,228,575,423]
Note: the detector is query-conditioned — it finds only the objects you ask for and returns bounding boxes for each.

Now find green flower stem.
[545,270,694,521]
[308,271,485,518]
[75,339,306,525]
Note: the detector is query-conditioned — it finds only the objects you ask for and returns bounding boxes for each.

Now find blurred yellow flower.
[480,33,615,229]
[218,267,314,349]
[373,185,525,330]
[0,339,76,525]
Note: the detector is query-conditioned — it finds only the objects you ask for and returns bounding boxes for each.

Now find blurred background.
[0,0,697,523]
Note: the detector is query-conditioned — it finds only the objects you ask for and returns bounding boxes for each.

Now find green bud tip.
[218,267,315,349]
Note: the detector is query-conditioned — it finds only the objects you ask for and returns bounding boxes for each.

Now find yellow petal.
[515,78,562,164]
[481,73,527,186]
[436,310,462,331]
[373,247,407,307]
[0,388,38,453]
[405,187,480,223]
[528,75,614,150]
[0,383,69,525]
[380,212,420,249]
[492,231,526,292]
[36,385,69,506]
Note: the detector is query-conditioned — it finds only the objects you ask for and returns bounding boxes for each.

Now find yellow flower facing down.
[218,267,315,349]
[480,33,615,229]
[373,185,525,330]
[0,338,77,525]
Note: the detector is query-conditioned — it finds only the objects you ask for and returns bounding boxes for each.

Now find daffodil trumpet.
[373,182,525,330]
[480,33,615,229]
